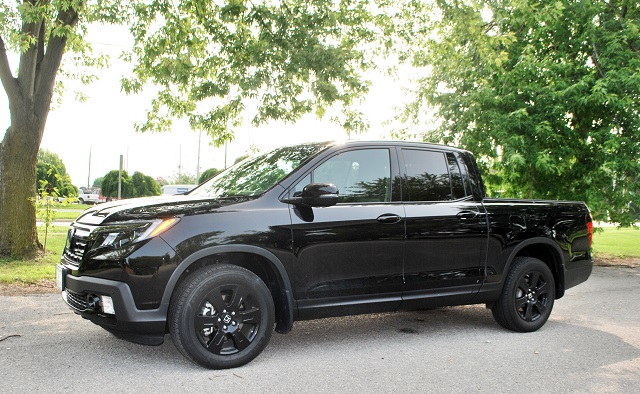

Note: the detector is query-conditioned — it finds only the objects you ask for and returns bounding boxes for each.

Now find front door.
[288,147,405,318]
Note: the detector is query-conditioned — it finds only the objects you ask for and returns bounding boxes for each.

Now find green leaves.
[36,149,77,198]
[123,0,391,145]
[100,170,161,198]
[404,0,640,225]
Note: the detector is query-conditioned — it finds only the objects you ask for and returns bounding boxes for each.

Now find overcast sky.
[0,24,410,188]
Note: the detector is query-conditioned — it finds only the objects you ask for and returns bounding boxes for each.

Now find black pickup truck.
[57,140,593,369]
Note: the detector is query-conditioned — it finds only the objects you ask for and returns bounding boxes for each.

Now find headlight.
[89,218,180,253]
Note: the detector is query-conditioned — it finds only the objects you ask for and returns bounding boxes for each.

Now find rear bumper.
[564,257,593,291]
[62,273,167,345]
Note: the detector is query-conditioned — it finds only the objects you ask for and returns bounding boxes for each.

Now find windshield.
[190,142,330,198]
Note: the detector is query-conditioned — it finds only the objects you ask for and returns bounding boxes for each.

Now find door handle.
[456,211,479,220]
[377,213,402,224]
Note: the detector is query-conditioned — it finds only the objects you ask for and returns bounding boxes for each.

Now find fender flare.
[161,244,295,332]
[503,237,566,298]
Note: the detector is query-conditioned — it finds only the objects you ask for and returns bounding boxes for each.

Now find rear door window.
[402,149,466,202]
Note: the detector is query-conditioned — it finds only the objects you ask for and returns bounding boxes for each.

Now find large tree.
[1,0,399,257]
[0,1,91,257]
[403,0,640,225]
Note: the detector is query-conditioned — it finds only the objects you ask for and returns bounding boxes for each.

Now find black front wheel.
[492,257,555,332]
[169,264,275,369]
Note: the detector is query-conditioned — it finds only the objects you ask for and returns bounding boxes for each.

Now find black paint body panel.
[59,141,593,343]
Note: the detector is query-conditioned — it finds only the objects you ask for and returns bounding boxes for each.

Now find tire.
[78,198,84,204]
[491,257,555,332]
[169,264,275,369]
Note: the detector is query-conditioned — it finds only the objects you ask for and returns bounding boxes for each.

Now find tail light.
[586,213,593,248]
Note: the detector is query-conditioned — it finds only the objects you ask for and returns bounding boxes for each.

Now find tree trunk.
[0,6,79,258]
[0,96,44,257]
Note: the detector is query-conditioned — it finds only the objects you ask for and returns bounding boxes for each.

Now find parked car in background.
[161,184,197,195]
[57,141,593,369]
[77,188,105,204]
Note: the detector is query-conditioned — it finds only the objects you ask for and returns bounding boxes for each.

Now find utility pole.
[179,144,182,181]
[118,155,123,199]
[87,146,92,189]
[196,130,201,183]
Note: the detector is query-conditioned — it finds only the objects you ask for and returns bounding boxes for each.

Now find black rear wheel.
[169,264,275,369]
[492,257,555,332]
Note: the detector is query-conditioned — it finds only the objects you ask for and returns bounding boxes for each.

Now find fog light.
[101,296,115,315]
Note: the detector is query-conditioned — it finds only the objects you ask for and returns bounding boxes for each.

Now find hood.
[75,194,254,225]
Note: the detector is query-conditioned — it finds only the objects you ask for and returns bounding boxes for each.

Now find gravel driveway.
[1,266,638,393]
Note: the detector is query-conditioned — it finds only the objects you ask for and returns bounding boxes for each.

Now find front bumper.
[60,270,168,346]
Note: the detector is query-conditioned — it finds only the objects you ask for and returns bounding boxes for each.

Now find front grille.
[62,225,93,267]
[65,288,91,312]
[63,237,88,266]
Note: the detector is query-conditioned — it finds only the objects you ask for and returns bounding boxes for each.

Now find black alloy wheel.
[169,264,275,369]
[491,257,555,332]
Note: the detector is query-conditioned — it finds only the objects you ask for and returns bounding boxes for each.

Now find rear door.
[400,148,485,307]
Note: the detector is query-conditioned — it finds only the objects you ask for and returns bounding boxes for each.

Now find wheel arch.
[162,245,295,334]
[505,238,566,299]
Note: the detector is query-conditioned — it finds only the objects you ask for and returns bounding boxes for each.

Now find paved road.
[1,267,638,393]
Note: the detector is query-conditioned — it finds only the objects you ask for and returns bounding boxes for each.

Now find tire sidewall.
[170,265,275,369]
[499,257,555,332]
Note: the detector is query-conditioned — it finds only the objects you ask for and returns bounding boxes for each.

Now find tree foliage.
[172,172,197,185]
[131,170,161,197]
[198,167,221,184]
[36,149,77,197]
[92,176,103,188]
[101,170,134,199]
[100,170,160,198]
[0,0,401,257]
[233,154,250,165]
[122,0,397,142]
[404,0,640,225]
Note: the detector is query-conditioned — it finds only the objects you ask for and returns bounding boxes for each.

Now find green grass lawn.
[0,224,638,286]
[33,203,92,221]
[0,226,67,284]
[54,203,93,210]
[592,226,640,258]
[51,210,84,220]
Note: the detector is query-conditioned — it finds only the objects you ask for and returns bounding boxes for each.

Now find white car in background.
[77,188,104,204]
[161,184,197,195]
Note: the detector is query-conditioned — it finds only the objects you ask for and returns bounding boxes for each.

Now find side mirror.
[281,183,339,207]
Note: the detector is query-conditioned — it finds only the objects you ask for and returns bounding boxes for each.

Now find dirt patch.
[594,256,640,269]
[0,257,637,296]
[0,280,57,296]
